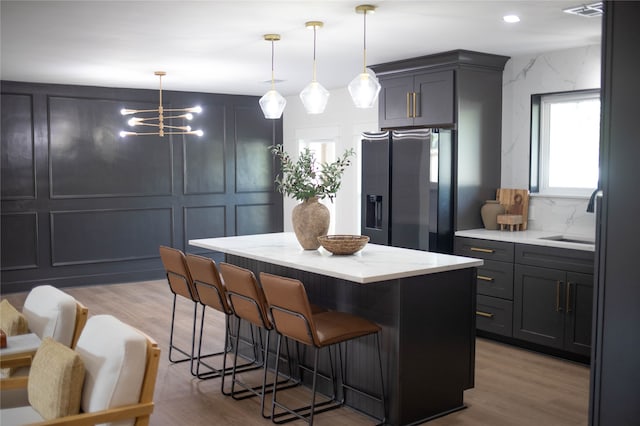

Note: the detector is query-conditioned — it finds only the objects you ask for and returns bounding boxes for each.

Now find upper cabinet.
[372,50,509,131]
[379,70,454,128]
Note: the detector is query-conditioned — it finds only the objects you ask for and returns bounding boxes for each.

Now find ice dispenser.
[366,195,383,229]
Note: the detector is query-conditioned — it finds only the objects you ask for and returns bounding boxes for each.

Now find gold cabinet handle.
[556,281,563,312]
[566,281,572,313]
[477,275,495,282]
[476,311,494,319]
[412,92,417,118]
[470,247,495,254]
[406,92,411,118]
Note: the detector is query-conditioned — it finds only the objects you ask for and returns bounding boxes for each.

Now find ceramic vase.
[481,200,505,230]
[291,197,330,250]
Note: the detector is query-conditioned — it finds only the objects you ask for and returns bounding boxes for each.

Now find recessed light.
[503,14,520,23]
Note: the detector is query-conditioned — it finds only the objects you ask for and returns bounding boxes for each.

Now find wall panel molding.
[0,211,38,270]
[1,93,36,200]
[50,207,173,266]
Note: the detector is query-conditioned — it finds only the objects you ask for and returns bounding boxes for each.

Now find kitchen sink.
[539,235,595,245]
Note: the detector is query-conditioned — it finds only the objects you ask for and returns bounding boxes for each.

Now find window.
[530,89,600,196]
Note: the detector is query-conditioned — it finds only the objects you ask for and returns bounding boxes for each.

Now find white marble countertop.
[189,232,483,284]
[455,229,595,252]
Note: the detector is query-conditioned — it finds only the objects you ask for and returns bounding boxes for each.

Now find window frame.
[530,88,601,197]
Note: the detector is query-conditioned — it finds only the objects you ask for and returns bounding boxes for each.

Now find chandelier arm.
[123,108,160,115]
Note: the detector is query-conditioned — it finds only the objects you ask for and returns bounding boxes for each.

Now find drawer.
[515,244,594,274]
[455,237,514,262]
[476,260,514,300]
[476,295,513,337]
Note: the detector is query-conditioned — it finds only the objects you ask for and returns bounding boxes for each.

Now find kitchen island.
[190,232,483,425]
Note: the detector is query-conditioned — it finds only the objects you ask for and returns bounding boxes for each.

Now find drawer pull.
[556,281,563,312]
[470,247,495,254]
[477,275,495,282]
[476,311,495,319]
[412,92,418,118]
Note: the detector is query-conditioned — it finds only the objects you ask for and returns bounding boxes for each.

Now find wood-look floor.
[2,280,590,425]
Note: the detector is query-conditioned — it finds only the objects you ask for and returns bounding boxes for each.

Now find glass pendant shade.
[348,70,381,108]
[300,81,330,114]
[259,89,287,119]
[260,34,285,120]
[349,5,379,109]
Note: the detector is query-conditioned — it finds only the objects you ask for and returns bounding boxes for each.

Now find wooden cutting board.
[496,188,530,230]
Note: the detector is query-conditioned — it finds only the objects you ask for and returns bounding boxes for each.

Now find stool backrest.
[219,263,271,329]
[259,272,317,346]
[159,246,198,302]
[185,254,232,315]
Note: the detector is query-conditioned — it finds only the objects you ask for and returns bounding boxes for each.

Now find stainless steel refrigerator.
[361,129,453,253]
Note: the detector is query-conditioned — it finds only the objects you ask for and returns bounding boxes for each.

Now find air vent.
[563,2,603,17]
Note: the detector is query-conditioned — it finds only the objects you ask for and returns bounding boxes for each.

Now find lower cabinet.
[455,236,594,358]
[513,265,593,356]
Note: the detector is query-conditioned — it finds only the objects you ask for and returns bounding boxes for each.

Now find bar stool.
[260,272,386,425]
[218,262,299,417]
[185,254,259,380]
[159,246,216,375]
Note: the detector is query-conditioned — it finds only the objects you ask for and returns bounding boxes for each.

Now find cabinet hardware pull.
[477,275,495,282]
[556,281,563,312]
[406,92,411,118]
[412,92,417,118]
[566,281,572,313]
[476,311,494,318]
[470,247,495,254]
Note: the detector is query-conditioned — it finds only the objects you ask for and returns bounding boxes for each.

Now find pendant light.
[348,4,381,109]
[259,34,287,119]
[299,21,330,114]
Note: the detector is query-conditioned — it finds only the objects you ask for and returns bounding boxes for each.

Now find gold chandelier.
[119,71,203,137]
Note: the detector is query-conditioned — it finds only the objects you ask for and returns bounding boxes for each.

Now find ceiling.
[0,1,602,97]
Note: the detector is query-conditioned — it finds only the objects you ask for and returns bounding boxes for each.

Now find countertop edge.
[455,229,595,252]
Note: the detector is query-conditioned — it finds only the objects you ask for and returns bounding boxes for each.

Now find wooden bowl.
[317,235,369,255]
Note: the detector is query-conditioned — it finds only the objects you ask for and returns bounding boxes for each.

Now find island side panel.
[398,267,477,424]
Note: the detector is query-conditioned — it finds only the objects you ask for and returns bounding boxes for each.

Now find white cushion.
[75,315,146,426]
[22,285,77,347]
[0,405,44,426]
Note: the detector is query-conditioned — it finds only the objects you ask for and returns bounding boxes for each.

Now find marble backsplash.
[527,196,596,238]
[500,45,601,239]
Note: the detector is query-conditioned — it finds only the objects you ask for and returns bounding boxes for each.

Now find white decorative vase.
[291,197,330,250]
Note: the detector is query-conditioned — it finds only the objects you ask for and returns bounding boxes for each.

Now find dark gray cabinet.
[514,265,593,356]
[590,3,640,423]
[513,244,594,357]
[378,70,454,128]
[455,236,514,337]
[456,236,594,356]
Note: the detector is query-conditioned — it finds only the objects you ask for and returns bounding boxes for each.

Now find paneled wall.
[0,81,283,293]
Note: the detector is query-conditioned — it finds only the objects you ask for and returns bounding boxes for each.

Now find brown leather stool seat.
[185,254,260,381]
[260,272,386,425]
